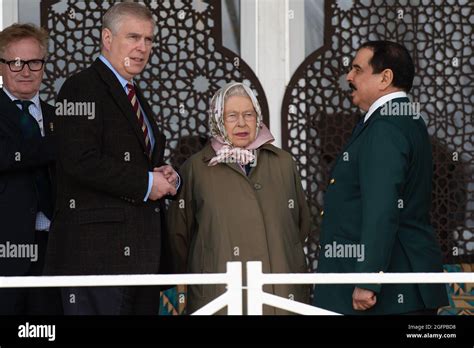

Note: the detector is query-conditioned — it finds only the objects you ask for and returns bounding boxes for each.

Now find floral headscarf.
[208,82,264,143]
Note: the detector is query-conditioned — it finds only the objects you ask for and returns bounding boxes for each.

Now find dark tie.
[126,83,152,158]
[15,100,53,219]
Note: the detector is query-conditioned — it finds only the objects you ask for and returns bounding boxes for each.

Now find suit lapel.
[329,112,376,175]
[40,101,55,137]
[340,116,371,153]
[0,89,23,131]
[92,59,148,155]
[330,97,412,174]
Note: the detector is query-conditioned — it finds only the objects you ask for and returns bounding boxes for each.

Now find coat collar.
[330,97,411,175]
[201,142,278,178]
[343,97,410,150]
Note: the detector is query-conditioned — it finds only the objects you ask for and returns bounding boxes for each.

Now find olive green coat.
[167,143,310,314]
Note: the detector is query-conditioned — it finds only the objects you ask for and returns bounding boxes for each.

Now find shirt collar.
[2,86,41,110]
[99,54,133,90]
[363,91,408,123]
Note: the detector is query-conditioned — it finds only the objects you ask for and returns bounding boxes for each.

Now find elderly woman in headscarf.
[167,82,310,315]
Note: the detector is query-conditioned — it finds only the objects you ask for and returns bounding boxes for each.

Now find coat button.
[330,178,335,184]
[154,207,160,213]
[254,183,262,190]
[320,210,324,216]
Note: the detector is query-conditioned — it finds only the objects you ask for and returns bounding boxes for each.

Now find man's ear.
[379,68,394,90]
[102,28,113,51]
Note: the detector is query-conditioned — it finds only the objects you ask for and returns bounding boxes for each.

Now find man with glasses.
[0,23,62,314]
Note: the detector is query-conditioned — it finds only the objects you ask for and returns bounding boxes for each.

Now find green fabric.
[313,97,449,315]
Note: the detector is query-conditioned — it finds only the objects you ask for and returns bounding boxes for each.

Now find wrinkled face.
[223,95,257,148]
[346,47,384,111]
[101,15,154,80]
[0,38,45,99]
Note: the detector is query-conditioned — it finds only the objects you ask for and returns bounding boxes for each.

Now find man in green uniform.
[313,41,448,315]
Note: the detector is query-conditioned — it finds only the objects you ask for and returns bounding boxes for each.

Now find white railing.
[1,261,473,315]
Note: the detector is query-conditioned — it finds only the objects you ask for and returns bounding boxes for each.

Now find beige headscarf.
[208,82,274,167]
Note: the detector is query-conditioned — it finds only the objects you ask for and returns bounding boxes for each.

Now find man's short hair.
[360,40,415,92]
[0,23,49,58]
[102,2,155,34]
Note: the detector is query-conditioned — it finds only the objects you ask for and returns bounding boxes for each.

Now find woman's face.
[223,95,257,148]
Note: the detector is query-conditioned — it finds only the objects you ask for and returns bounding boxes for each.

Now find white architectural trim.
[1,0,18,29]
[289,0,306,76]
[241,0,305,148]
[240,0,258,74]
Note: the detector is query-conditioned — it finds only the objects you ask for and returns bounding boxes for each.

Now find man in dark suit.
[313,41,448,315]
[0,23,62,314]
[44,2,179,315]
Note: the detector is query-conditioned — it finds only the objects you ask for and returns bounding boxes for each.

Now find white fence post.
[191,261,243,315]
[225,261,243,315]
[247,261,264,315]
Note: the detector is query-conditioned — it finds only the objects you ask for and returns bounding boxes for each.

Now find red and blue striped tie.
[127,83,152,158]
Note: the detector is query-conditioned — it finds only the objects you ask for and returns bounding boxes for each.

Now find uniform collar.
[363,91,407,123]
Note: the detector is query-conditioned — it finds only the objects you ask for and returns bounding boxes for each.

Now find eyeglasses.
[224,111,257,123]
[0,58,45,72]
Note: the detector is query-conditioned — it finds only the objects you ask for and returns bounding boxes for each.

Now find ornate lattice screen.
[40,0,269,162]
[282,0,473,268]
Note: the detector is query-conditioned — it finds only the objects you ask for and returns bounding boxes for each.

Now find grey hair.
[224,84,251,101]
[102,2,155,34]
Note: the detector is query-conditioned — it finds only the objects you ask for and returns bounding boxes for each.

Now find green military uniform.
[313,97,448,314]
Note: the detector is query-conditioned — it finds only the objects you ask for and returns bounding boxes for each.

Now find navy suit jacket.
[0,88,56,276]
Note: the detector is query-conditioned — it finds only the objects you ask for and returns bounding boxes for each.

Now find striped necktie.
[126,83,152,158]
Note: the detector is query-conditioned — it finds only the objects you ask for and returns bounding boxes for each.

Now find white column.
[241,0,305,148]
[0,0,18,87]
[2,0,18,29]
[289,0,306,76]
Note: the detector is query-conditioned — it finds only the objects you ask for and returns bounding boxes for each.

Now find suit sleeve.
[56,77,149,202]
[166,160,194,274]
[355,120,411,293]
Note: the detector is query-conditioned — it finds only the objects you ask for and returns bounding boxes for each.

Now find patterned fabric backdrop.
[282,0,474,269]
[39,0,473,281]
[40,0,269,161]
